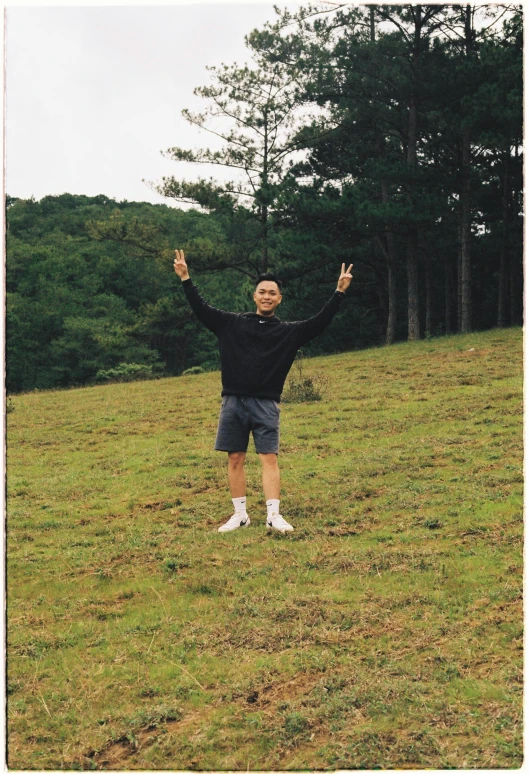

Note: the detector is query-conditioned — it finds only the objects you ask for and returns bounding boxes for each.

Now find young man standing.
[174,250,353,534]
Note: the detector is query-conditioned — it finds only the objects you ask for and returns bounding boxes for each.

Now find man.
[174,249,353,534]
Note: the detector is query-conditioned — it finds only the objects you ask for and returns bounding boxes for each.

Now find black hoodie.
[182,278,344,402]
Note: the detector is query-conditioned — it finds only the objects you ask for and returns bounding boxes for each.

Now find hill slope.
[7,328,523,769]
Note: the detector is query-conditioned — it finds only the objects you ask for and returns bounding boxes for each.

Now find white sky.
[5,2,302,206]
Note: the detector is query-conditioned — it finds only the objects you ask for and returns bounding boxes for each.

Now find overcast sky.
[5,2,300,206]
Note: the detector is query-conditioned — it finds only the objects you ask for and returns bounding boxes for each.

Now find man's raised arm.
[174,249,231,335]
[295,263,353,347]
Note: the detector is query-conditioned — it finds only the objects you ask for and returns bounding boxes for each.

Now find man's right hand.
[174,249,190,281]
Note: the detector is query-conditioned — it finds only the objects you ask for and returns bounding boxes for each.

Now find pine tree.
[153,55,308,273]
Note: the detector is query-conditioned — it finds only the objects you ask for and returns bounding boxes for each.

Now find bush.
[200,360,220,372]
[182,366,204,376]
[282,355,328,403]
[94,362,159,384]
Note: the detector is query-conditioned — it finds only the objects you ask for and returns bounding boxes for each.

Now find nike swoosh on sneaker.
[267,514,294,533]
[218,514,250,532]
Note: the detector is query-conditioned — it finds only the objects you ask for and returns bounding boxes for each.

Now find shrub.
[182,366,204,376]
[94,362,159,384]
[200,360,220,372]
[282,354,328,403]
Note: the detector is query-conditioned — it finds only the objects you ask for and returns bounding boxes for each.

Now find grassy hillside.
[7,328,523,770]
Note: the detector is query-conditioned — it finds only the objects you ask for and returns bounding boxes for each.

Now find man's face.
[253,281,282,316]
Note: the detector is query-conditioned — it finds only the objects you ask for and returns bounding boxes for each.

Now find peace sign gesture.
[174,249,190,281]
[337,263,353,293]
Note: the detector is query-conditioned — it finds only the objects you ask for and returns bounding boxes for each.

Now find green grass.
[7,328,523,770]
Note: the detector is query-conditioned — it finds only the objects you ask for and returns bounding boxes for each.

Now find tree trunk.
[497,251,508,328]
[508,259,515,325]
[423,235,432,337]
[444,253,452,334]
[510,253,522,326]
[406,9,421,341]
[386,247,397,345]
[406,93,420,340]
[260,204,268,273]
[460,127,472,333]
[460,7,474,334]
[510,142,523,326]
[380,180,397,345]
[497,151,510,327]
[375,268,387,343]
[370,5,376,41]
[457,219,462,332]
[407,227,420,340]
[261,110,269,274]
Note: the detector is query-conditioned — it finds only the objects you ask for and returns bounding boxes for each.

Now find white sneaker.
[266,513,294,533]
[218,513,250,533]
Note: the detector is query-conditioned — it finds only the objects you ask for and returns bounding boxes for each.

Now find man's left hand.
[337,263,353,293]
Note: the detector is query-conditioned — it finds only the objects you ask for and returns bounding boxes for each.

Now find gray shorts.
[214,395,280,454]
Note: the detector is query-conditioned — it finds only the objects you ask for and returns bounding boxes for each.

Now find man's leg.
[251,398,292,534]
[228,451,247,498]
[215,397,251,533]
[259,453,293,533]
[258,453,280,500]
[218,452,249,532]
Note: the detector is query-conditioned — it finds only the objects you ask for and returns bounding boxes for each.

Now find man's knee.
[228,451,246,468]
[259,453,279,468]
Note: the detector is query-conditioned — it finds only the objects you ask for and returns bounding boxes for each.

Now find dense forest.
[6,4,523,394]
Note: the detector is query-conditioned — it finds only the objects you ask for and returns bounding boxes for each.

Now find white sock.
[266,499,280,520]
[232,496,248,516]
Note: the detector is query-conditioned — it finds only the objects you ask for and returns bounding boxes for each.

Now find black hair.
[255,272,282,292]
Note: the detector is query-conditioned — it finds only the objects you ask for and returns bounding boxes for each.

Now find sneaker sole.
[218,518,250,533]
[267,523,293,534]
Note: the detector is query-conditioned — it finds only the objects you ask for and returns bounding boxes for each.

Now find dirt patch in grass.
[80,709,195,770]
[234,670,322,710]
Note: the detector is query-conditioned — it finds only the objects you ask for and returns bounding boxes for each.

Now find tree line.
[157,3,523,341]
[6,4,523,393]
